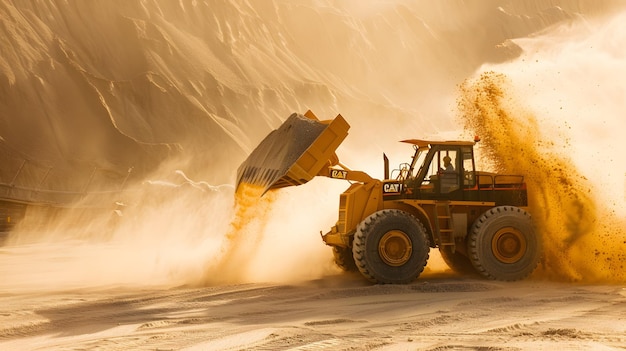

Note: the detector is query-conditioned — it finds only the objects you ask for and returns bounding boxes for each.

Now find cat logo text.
[383,182,402,194]
[329,169,348,179]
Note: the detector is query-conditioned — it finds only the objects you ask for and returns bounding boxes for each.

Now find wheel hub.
[378,230,412,266]
[491,227,526,264]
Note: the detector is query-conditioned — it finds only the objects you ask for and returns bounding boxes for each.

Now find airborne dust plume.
[458,72,626,283]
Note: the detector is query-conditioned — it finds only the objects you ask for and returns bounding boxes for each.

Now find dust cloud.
[455,9,626,284]
[1,171,234,292]
[1,171,343,293]
[198,181,343,286]
[458,71,626,283]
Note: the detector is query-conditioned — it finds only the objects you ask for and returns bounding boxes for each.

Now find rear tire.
[353,209,430,284]
[468,206,541,281]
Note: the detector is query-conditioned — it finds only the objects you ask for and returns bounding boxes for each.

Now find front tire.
[352,209,430,284]
[468,206,541,281]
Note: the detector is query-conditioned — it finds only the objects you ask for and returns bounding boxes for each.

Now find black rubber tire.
[468,206,541,281]
[332,246,358,272]
[439,246,478,276]
[352,209,430,284]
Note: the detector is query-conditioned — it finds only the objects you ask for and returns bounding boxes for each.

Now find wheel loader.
[237,111,542,284]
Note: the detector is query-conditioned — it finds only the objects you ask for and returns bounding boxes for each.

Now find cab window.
[421,149,459,193]
[461,146,475,188]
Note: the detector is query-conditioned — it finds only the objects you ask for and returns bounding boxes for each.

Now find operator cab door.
[415,146,475,200]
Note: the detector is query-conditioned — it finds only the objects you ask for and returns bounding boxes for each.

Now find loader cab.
[395,139,477,200]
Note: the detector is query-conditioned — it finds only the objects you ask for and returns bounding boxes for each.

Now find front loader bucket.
[236,111,350,194]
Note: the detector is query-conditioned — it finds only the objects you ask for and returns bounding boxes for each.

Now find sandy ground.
[1,267,625,351]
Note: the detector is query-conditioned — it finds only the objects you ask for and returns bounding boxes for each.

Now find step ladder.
[434,201,455,248]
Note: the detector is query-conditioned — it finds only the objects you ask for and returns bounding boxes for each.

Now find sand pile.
[2,1,616,197]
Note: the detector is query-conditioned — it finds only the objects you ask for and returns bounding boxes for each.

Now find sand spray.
[458,72,626,283]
